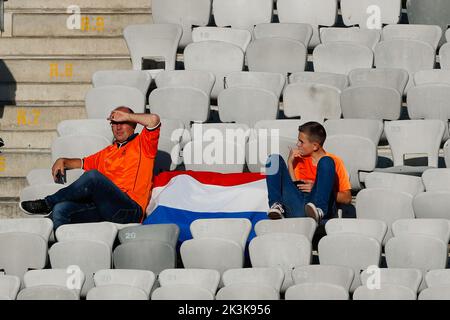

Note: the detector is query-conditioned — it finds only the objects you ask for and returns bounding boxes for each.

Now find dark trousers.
[45,170,142,231]
[265,154,337,221]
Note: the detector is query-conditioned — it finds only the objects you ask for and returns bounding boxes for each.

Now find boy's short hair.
[298,122,327,146]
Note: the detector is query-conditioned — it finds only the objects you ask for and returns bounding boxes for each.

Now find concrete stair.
[0,1,152,217]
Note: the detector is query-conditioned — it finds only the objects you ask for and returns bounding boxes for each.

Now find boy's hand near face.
[288,146,302,165]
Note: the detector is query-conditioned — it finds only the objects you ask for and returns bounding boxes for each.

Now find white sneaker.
[305,202,324,223]
[267,202,286,220]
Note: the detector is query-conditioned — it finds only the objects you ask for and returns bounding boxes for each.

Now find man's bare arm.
[337,190,352,205]
[128,113,160,128]
[109,110,160,128]
[51,158,82,181]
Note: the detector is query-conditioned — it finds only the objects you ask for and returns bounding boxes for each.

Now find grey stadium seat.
[360,267,423,294]
[285,283,349,300]
[392,219,450,244]
[222,267,285,293]
[413,70,450,86]
[292,265,355,292]
[353,284,416,300]
[324,119,384,146]
[155,70,215,96]
[216,283,280,300]
[254,218,317,242]
[407,0,450,47]
[325,218,388,245]
[158,268,220,295]
[0,275,21,300]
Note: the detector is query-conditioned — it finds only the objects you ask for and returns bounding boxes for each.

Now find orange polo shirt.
[294,152,351,192]
[82,124,160,216]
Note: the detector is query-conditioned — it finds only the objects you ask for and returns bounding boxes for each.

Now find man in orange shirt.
[265,122,352,223]
[20,106,160,230]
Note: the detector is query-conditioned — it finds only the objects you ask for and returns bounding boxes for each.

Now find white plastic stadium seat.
[254,119,322,141]
[325,219,388,245]
[222,268,285,293]
[0,218,53,242]
[55,222,118,250]
[356,188,414,245]
[414,70,450,86]
[289,72,349,92]
[285,283,349,300]
[152,0,211,47]
[419,286,450,300]
[123,24,182,71]
[318,234,382,292]
[86,285,148,300]
[213,0,273,31]
[292,265,355,292]
[353,284,416,300]
[216,283,279,300]
[340,0,402,28]
[155,70,215,96]
[218,86,279,127]
[422,168,450,191]
[225,71,285,100]
[324,119,383,146]
[158,269,220,295]
[364,172,425,197]
[85,86,146,119]
[253,23,313,48]
[254,218,317,242]
[0,275,21,300]
[413,191,450,220]
[392,219,450,244]
[57,119,113,141]
[277,0,338,47]
[92,70,152,95]
[425,269,450,288]
[151,285,215,300]
[340,86,402,120]
[360,267,423,294]
[407,84,450,140]
[313,43,374,75]
[94,269,155,299]
[192,27,252,52]
[249,233,311,292]
[374,39,436,91]
[184,41,244,99]
[324,134,377,190]
[246,38,307,75]
[382,24,442,50]
[283,83,341,120]
[348,68,409,96]
[320,27,381,50]
[440,43,450,70]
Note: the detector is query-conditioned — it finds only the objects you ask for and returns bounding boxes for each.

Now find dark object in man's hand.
[294,180,306,185]
[55,170,66,184]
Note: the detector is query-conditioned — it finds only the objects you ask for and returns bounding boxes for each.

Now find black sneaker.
[267,202,286,220]
[305,202,324,224]
[20,199,52,216]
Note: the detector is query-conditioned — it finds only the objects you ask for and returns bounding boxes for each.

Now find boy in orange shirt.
[265,122,352,223]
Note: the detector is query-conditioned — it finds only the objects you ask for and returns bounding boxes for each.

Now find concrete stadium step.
[0,57,132,83]
[0,149,52,178]
[0,200,23,219]
[5,0,152,11]
[1,130,58,149]
[0,177,27,198]
[3,13,152,38]
[0,103,86,131]
[0,83,92,102]
[0,38,129,56]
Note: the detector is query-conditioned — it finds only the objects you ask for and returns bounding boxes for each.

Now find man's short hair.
[298,122,327,146]
[114,106,135,114]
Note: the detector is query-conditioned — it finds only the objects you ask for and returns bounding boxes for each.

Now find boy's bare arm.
[337,190,352,205]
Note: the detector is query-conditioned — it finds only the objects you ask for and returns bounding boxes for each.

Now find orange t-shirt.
[82,125,160,217]
[293,152,351,192]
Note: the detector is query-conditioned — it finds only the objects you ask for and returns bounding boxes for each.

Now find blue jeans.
[45,170,143,231]
[265,154,337,221]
